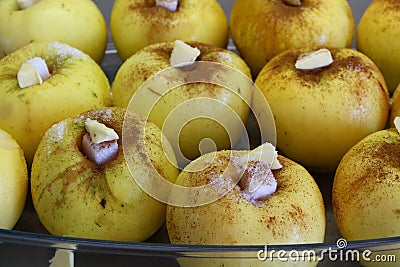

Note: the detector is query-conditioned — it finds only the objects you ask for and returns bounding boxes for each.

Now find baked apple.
[110,0,229,61]
[0,41,111,165]
[230,0,354,76]
[0,0,107,63]
[357,0,400,94]
[31,107,179,241]
[0,128,28,230]
[333,119,400,267]
[255,47,390,170]
[112,41,252,166]
[167,142,325,267]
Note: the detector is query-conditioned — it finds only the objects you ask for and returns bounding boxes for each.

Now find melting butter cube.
[236,142,282,170]
[84,118,119,144]
[170,40,201,67]
[17,57,50,88]
[295,48,333,70]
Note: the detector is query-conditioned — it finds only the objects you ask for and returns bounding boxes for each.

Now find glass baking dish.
[0,0,399,266]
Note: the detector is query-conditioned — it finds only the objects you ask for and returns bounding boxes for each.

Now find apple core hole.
[78,133,119,166]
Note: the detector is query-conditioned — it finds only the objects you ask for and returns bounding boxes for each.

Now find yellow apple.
[0,128,28,230]
[230,0,354,76]
[0,0,107,63]
[255,47,390,170]
[112,41,253,166]
[0,41,111,165]
[167,143,325,267]
[357,0,400,94]
[333,127,400,267]
[31,107,179,241]
[110,0,229,61]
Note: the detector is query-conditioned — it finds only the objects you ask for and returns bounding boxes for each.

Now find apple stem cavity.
[155,0,178,12]
[82,119,119,165]
[238,162,278,202]
[170,40,201,67]
[282,0,302,6]
[17,57,51,89]
[295,48,333,70]
[232,142,282,202]
[16,0,42,10]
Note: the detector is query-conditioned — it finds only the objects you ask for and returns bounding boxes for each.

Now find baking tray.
[0,0,399,266]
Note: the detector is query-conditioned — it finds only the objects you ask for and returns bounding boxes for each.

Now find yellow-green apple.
[0,128,28,230]
[333,121,400,267]
[230,0,355,76]
[357,0,400,94]
[110,0,229,61]
[31,107,179,241]
[112,40,252,166]
[0,0,107,63]
[0,41,111,165]
[255,47,390,170]
[167,142,325,267]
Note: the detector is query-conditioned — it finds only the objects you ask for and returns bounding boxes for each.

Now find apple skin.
[357,0,400,94]
[389,83,400,127]
[31,107,179,242]
[167,151,325,267]
[0,128,28,230]
[112,41,252,165]
[110,0,229,61]
[0,41,111,165]
[255,47,390,170]
[230,0,354,76]
[333,128,400,267]
[0,0,107,63]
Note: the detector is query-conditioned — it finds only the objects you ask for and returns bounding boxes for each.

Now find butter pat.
[394,117,400,134]
[156,0,178,12]
[236,142,282,170]
[295,48,333,70]
[170,40,200,67]
[17,57,50,88]
[17,0,42,10]
[84,119,119,144]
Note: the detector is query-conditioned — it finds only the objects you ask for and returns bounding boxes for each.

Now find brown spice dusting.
[289,204,306,227]
[381,0,400,13]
